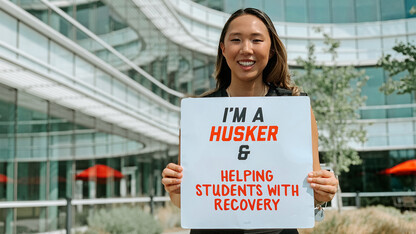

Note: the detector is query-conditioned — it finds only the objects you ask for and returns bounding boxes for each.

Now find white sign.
[180,97,314,229]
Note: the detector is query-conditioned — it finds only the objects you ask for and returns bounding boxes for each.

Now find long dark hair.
[213,8,299,95]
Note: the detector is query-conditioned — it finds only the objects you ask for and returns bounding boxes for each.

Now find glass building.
[0,0,414,233]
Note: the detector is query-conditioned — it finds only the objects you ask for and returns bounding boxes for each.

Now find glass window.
[385,71,413,118]
[405,0,416,18]
[50,11,72,38]
[75,56,95,88]
[264,0,284,21]
[17,162,44,200]
[75,132,94,157]
[0,162,12,201]
[112,79,126,102]
[382,21,406,36]
[407,20,416,33]
[49,104,74,159]
[18,24,48,73]
[16,93,48,160]
[332,0,356,23]
[285,0,307,23]
[286,39,308,52]
[286,25,308,37]
[95,3,110,35]
[76,3,91,35]
[388,121,414,146]
[356,23,380,37]
[0,11,17,57]
[50,42,74,78]
[96,70,112,95]
[360,67,386,119]
[332,25,356,38]
[58,160,72,199]
[365,122,388,146]
[338,39,356,51]
[245,0,263,10]
[380,0,405,20]
[16,207,46,233]
[382,36,407,53]
[356,0,379,22]
[95,132,108,156]
[308,0,330,23]
[0,85,16,160]
[49,161,60,201]
[362,68,385,104]
[224,0,243,13]
[357,38,382,60]
[111,135,125,155]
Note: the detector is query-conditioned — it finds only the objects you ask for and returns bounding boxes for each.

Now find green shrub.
[300,206,416,234]
[85,206,162,234]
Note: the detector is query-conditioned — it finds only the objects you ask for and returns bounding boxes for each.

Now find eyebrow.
[228,32,265,37]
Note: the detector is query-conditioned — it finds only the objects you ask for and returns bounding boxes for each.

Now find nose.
[240,40,253,54]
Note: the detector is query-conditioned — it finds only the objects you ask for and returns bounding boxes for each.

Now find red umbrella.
[381,159,416,175]
[75,164,124,183]
[0,174,12,183]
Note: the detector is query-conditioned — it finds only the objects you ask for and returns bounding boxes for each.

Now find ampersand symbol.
[238,145,250,160]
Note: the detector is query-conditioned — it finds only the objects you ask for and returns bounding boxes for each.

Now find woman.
[162,8,338,233]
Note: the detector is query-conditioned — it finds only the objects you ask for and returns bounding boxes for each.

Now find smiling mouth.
[238,61,255,67]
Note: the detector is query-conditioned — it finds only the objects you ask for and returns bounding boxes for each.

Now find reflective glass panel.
[405,0,416,18]
[50,42,74,78]
[18,24,48,73]
[308,0,330,23]
[0,10,17,57]
[388,121,414,146]
[386,71,413,118]
[365,122,388,146]
[0,85,16,160]
[380,0,405,20]
[16,207,46,233]
[356,0,379,22]
[224,0,243,13]
[264,0,285,21]
[332,0,356,23]
[285,0,307,23]
[17,162,44,200]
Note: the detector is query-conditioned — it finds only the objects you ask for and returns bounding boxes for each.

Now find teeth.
[238,61,255,66]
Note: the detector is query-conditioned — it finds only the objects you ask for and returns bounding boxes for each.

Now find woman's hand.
[161,163,183,194]
[307,170,338,203]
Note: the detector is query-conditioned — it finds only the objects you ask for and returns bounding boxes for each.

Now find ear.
[220,42,226,57]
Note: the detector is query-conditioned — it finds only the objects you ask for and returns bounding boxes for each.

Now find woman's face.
[221,14,271,85]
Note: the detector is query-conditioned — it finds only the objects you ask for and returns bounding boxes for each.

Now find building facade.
[0,0,415,233]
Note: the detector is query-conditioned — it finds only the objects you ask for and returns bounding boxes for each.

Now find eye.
[230,38,240,42]
[253,39,263,43]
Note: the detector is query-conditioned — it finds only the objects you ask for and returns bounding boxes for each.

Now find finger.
[161,178,182,186]
[162,168,183,179]
[167,163,183,172]
[311,183,338,194]
[307,177,338,186]
[309,170,335,178]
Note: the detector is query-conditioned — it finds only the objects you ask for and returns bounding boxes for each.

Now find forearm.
[169,192,181,208]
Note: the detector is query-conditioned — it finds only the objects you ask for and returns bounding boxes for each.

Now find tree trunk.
[336,177,343,213]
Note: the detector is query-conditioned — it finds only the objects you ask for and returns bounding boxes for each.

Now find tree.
[295,33,368,210]
[378,42,416,98]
